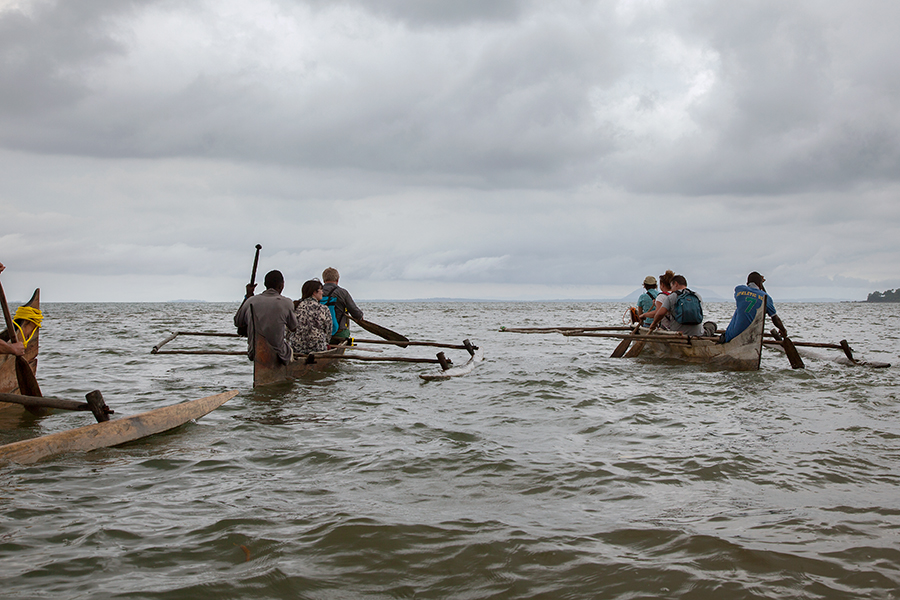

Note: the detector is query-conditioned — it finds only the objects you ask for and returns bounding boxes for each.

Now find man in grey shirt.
[321,267,364,345]
[646,274,705,337]
[234,270,298,363]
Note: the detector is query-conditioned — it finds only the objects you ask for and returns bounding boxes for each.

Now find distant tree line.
[867,289,900,302]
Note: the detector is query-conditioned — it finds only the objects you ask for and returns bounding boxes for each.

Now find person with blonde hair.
[321,267,363,345]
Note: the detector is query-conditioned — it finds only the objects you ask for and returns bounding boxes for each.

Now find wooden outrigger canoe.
[253,334,349,387]
[1,289,41,414]
[625,301,767,370]
[0,390,238,465]
[153,331,483,386]
[502,300,887,370]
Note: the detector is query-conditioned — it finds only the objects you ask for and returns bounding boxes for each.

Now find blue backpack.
[320,295,340,336]
[672,289,703,325]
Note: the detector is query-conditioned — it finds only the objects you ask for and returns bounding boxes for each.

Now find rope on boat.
[13,306,42,349]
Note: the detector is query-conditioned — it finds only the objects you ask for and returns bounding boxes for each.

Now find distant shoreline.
[30,298,867,304]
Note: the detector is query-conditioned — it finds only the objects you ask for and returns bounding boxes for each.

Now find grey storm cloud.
[2,0,897,195]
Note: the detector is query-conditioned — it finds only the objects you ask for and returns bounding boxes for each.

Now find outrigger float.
[151,331,484,386]
[0,390,238,465]
[501,302,889,370]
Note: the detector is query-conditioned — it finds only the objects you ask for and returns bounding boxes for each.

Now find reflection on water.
[1,301,899,599]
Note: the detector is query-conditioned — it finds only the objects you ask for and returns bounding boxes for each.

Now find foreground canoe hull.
[0,390,238,465]
[630,303,766,371]
[0,289,41,414]
[253,334,347,387]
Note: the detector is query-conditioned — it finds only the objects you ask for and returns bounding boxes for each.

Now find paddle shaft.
[351,338,472,350]
[303,353,442,365]
[0,280,17,344]
[249,244,262,286]
[349,316,409,345]
[762,298,803,369]
[501,326,634,333]
[610,325,641,357]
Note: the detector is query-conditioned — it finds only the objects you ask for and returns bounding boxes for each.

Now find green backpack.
[672,289,703,325]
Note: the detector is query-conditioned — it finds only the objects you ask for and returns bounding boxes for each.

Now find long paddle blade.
[350,316,409,347]
[781,335,805,369]
[765,296,804,369]
[611,325,640,358]
[0,279,42,398]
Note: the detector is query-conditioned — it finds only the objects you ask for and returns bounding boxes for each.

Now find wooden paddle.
[0,279,42,398]
[610,324,641,358]
[249,243,262,288]
[780,335,804,369]
[768,328,804,370]
[758,289,803,369]
[350,316,409,347]
[350,337,472,351]
[236,244,262,337]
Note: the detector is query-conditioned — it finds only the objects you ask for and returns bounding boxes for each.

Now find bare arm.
[647,306,668,333]
[0,339,25,356]
[771,314,788,337]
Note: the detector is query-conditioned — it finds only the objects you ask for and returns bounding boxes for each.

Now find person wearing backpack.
[646,274,706,336]
[322,267,364,345]
[636,275,660,327]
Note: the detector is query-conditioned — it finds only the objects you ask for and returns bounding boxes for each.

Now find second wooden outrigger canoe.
[1,289,41,414]
[627,300,767,371]
[253,334,349,387]
[0,390,238,465]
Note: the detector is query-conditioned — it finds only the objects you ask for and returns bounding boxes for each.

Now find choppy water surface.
[1,301,899,599]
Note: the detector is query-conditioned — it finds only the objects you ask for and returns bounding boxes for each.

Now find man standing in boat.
[234,269,298,364]
[0,262,26,356]
[321,267,364,345]
[721,272,788,343]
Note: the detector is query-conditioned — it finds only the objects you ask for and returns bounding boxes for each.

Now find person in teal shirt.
[636,276,659,326]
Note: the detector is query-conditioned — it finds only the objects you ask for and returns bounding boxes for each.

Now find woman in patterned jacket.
[289,279,333,356]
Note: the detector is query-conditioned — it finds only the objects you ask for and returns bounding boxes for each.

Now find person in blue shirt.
[722,272,788,343]
[636,276,659,326]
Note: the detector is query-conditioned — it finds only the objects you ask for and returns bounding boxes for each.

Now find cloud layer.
[1,0,898,301]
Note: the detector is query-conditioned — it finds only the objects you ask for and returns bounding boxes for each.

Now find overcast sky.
[1,0,898,302]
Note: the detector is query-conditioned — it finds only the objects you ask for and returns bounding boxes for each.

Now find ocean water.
[1,300,899,599]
